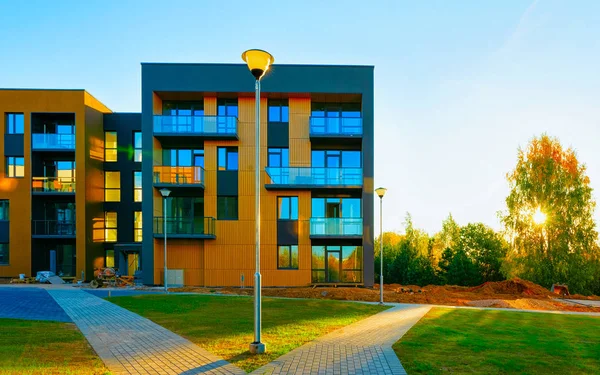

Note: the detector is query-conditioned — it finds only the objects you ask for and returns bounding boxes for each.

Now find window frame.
[105,131,118,162]
[217,196,238,220]
[133,131,142,162]
[268,148,289,168]
[133,171,142,202]
[104,171,121,202]
[268,100,289,122]
[104,212,117,242]
[277,196,298,220]
[277,245,299,270]
[0,200,8,220]
[105,249,115,268]
[217,147,238,171]
[5,113,24,134]
[134,211,142,242]
[6,157,24,178]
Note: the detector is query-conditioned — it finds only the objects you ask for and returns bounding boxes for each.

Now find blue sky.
[1,0,599,234]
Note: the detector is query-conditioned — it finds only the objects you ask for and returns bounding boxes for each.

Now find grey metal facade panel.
[267,122,289,148]
[217,171,238,196]
[4,134,24,156]
[277,221,299,245]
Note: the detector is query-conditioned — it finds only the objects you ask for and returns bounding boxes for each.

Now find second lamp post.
[375,187,387,305]
[242,49,275,354]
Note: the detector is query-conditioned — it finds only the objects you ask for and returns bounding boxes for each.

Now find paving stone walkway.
[251,304,431,375]
[0,286,71,322]
[47,289,245,375]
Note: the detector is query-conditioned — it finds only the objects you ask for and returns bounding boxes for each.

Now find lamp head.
[241,49,275,80]
[159,188,171,198]
[375,187,387,198]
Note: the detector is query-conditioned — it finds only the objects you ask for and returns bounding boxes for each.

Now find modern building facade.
[0,62,374,287]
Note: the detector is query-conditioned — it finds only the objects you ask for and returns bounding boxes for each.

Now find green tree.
[456,223,508,282]
[501,134,600,294]
[438,247,480,286]
[431,214,460,266]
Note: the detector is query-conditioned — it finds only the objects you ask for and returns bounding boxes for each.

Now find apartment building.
[0,62,374,287]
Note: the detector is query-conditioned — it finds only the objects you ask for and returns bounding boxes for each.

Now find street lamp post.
[242,49,275,355]
[375,187,387,305]
[160,188,171,293]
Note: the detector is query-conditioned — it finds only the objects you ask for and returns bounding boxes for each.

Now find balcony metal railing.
[32,133,76,150]
[153,217,216,237]
[32,220,76,236]
[153,115,238,135]
[265,167,363,187]
[32,177,75,193]
[153,166,205,186]
[309,117,362,136]
[310,218,363,237]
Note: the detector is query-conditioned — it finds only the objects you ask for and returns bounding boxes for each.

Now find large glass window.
[0,200,8,220]
[0,244,8,265]
[311,197,361,218]
[217,99,238,117]
[268,100,289,122]
[5,113,24,134]
[104,212,117,242]
[278,245,299,269]
[311,245,363,283]
[217,147,238,171]
[105,131,117,162]
[278,197,298,220]
[217,197,238,220]
[6,157,24,178]
[163,149,204,167]
[133,132,142,162]
[134,211,142,242]
[105,171,120,202]
[311,150,361,168]
[134,171,142,202]
[268,148,289,167]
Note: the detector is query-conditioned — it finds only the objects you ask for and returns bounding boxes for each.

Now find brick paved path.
[0,286,71,322]
[47,289,245,375]
[251,304,431,375]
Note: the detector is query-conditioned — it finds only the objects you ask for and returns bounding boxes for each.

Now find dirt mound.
[468,278,553,297]
[467,298,557,310]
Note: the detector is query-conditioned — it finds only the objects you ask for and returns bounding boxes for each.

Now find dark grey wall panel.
[4,134,24,156]
[277,221,298,245]
[0,221,9,243]
[217,171,238,196]
[267,122,289,148]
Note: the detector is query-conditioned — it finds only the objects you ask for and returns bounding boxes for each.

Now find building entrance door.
[127,252,140,276]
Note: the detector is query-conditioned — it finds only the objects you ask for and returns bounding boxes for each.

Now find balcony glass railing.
[32,133,76,150]
[153,166,204,186]
[153,115,238,135]
[310,117,362,136]
[32,177,75,193]
[265,167,362,187]
[153,217,216,237]
[32,220,76,236]
[310,218,363,237]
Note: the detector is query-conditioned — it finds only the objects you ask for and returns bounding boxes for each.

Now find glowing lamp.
[375,187,387,198]
[241,49,275,80]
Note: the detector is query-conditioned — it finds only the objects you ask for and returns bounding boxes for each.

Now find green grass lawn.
[394,308,600,375]
[0,319,108,375]
[110,294,387,372]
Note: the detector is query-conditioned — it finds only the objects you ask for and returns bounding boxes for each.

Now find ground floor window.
[105,250,115,268]
[277,245,299,269]
[311,245,362,283]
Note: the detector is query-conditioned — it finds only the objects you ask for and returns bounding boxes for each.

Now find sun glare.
[533,208,546,225]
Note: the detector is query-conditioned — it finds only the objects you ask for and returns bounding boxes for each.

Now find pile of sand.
[468,278,554,298]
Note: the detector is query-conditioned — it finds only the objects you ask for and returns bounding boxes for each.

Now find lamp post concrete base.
[249,342,266,354]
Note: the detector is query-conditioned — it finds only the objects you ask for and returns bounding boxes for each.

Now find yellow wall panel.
[154,239,204,285]
[153,93,162,115]
[204,97,216,115]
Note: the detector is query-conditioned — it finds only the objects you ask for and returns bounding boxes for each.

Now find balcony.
[32,133,75,151]
[153,115,238,144]
[32,177,75,194]
[153,166,205,189]
[310,218,363,239]
[153,217,216,239]
[265,167,363,190]
[310,117,362,144]
[32,220,76,238]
